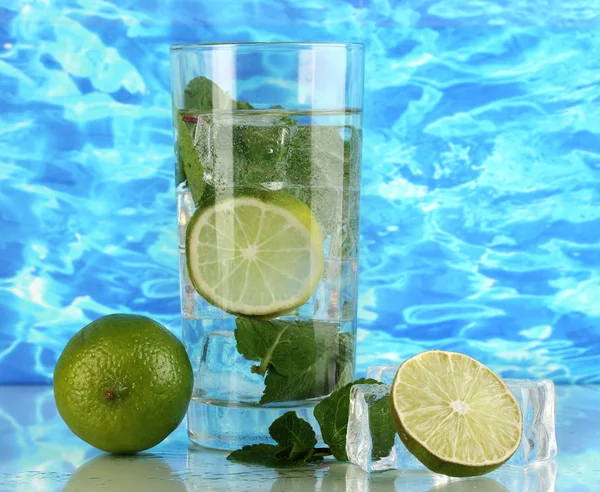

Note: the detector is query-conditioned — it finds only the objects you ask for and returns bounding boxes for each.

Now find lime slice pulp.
[390,350,522,477]
[185,189,324,318]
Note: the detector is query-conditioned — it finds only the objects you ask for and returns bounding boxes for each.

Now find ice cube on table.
[508,379,557,465]
[346,384,427,473]
[195,330,264,403]
[348,366,557,473]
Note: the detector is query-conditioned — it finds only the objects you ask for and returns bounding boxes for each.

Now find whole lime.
[54,314,193,454]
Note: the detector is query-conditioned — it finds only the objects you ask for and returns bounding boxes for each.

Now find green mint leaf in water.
[261,364,333,405]
[313,378,381,462]
[227,411,329,467]
[368,395,397,461]
[234,318,341,405]
[184,76,254,111]
[176,76,254,202]
[334,332,355,390]
[269,411,317,461]
[176,112,205,204]
[234,318,338,377]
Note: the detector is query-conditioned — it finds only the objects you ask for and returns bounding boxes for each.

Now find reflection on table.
[0,386,599,491]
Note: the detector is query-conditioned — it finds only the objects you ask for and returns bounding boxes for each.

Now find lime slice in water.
[390,350,522,478]
[186,189,324,318]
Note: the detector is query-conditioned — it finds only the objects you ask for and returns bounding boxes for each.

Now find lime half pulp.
[390,350,522,477]
[185,189,324,318]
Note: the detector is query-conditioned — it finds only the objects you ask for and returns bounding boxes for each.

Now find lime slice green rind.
[390,350,523,478]
[185,188,324,318]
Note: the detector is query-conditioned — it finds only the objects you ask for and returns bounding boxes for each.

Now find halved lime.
[186,189,324,318]
[390,350,522,478]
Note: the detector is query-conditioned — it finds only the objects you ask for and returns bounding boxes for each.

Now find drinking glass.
[170,42,364,449]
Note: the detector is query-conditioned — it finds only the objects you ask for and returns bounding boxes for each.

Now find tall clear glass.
[170,42,364,449]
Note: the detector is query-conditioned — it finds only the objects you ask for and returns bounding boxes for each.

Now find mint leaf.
[184,76,254,111]
[227,411,330,467]
[234,318,341,404]
[368,395,397,461]
[313,378,382,462]
[269,411,317,461]
[334,332,355,390]
[227,444,285,467]
[234,318,338,377]
[261,363,335,405]
[177,112,205,204]
[176,76,254,199]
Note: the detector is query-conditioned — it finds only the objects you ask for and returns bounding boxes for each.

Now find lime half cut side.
[186,189,324,318]
[390,350,522,478]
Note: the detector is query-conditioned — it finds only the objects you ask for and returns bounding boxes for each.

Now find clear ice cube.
[195,330,264,403]
[365,364,398,384]
[346,384,425,473]
[197,113,292,188]
[348,366,557,473]
[508,379,557,465]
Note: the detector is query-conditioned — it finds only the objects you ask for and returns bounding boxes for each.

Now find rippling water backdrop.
[1,0,599,383]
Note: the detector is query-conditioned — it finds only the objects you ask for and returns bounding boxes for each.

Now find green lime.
[186,189,324,318]
[390,350,522,478]
[54,314,193,454]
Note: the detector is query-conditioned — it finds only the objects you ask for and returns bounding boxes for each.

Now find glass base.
[187,399,323,450]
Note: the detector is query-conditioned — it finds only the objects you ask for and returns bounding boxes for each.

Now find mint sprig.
[228,379,398,467]
[227,411,330,467]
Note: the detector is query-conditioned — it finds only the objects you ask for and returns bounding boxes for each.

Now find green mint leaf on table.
[368,395,397,461]
[313,378,382,462]
[227,411,330,467]
[184,76,255,111]
[234,318,342,404]
[270,410,317,461]
[227,444,284,467]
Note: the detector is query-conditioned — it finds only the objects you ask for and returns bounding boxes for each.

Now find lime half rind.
[390,350,522,478]
[185,189,324,318]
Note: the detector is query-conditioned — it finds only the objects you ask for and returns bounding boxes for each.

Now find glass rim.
[170,41,364,52]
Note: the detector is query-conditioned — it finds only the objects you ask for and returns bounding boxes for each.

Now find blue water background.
[1,0,599,383]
